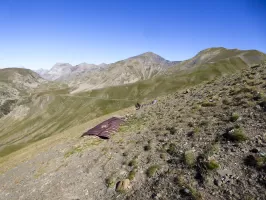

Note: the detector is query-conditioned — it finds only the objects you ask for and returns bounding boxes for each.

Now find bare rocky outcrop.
[0,68,46,117]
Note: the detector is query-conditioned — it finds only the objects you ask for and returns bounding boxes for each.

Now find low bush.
[206,160,219,170]
[146,165,160,177]
[184,150,196,167]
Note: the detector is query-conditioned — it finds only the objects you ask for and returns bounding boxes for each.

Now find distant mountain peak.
[139,52,161,57]
[77,62,89,65]
[52,63,72,68]
[128,52,166,63]
[199,47,241,54]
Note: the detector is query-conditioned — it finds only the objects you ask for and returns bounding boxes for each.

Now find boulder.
[116,179,130,192]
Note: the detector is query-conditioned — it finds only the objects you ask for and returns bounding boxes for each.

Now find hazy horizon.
[1,0,265,70]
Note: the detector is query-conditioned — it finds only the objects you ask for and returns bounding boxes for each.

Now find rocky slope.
[35,52,179,93]
[1,61,266,200]
[123,62,266,200]
[36,62,107,81]
[65,52,179,93]
[0,68,46,117]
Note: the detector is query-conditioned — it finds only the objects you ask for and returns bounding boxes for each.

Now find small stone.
[214,179,221,187]
[174,194,181,199]
[250,148,259,153]
[241,149,246,153]
[226,179,232,184]
[233,193,240,199]
[259,152,266,156]
[151,193,162,199]
[180,188,190,196]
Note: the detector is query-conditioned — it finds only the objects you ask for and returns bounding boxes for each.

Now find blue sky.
[0,0,265,70]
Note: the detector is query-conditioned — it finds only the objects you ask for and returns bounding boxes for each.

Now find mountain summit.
[67,52,179,93]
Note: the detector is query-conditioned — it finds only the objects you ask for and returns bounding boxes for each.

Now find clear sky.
[0,0,265,70]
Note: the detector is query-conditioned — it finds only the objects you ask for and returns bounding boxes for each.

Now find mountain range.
[36,52,178,81]
[0,47,265,156]
[1,47,266,200]
[35,47,266,93]
[36,62,108,81]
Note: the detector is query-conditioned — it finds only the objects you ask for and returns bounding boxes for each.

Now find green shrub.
[230,112,240,122]
[128,159,137,167]
[206,160,219,170]
[184,150,196,167]
[231,128,247,142]
[201,101,216,107]
[128,169,137,180]
[256,156,266,167]
[204,143,220,157]
[193,127,200,134]
[146,165,160,177]
[174,174,203,200]
[167,143,177,156]
[160,153,166,160]
[224,128,248,142]
[244,155,266,169]
[106,177,115,188]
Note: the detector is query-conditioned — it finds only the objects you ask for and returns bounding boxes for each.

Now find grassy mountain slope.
[170,47,266,71]
[69,48,265,93]
[1,61,266,200]
[68,52,179,93]
[0,48,265,159]
[0,68,46,117]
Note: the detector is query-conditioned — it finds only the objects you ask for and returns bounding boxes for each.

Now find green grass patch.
[146,165,160,177]
[127,168,137,180]
[244,154,266,169]
[0,143,29,157]
[201,101,217,107]
[184,150,196,167]
[224,128,248,142]
[64,146,83,158]
[206,160,220,170]
[64,140,102,158]
[167,143,177,156]
[230,112,240,122]
[174,173,203,200]
[128,159,138,167]
[105,177,116,188]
